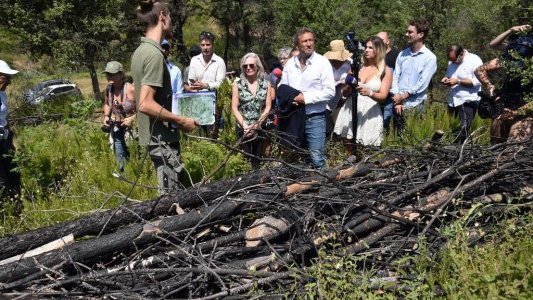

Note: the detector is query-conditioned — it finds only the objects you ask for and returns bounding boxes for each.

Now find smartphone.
[189,79,196,84]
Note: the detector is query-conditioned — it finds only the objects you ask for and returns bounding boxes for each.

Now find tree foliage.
[1,0,531,74]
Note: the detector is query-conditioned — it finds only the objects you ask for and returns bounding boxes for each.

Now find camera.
[344,31,359,54]
[101,120,121,133]
[477,91,504,119]
[343,31,362,86]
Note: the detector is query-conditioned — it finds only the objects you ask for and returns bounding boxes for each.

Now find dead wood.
[0,139,531,298]
[0,167,304,261]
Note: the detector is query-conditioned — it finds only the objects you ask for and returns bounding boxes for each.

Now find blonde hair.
[363,36,387,79]
[239,52,266,80]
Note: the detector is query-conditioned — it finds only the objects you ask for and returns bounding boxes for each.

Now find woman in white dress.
[334,36,392,148]
[355,36,392,146]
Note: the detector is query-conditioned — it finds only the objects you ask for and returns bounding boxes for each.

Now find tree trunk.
[171,0,189,66]
[0,167,305,260]
[85,42,101,102]
[223,23,230,64]
[0,200,245,284]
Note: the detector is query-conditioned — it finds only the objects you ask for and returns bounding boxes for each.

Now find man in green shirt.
[131,0,198,194]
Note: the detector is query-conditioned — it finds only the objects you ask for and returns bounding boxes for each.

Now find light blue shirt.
[280,52,335,115]
[391,45,437,108]
[0,91,8,127]
[166,60,183,95]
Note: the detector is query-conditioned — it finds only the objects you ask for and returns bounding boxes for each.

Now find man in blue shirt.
[161,39,183,96]
[391,19,437,134]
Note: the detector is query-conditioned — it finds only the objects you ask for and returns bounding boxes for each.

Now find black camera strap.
[108,83,126,122]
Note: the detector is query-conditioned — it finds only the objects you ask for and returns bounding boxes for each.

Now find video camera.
[343,31,362,86]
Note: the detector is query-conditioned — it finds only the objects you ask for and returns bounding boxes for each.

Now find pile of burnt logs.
[0,138,531,299]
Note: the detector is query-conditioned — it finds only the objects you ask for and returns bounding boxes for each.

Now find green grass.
[301,214,533,299]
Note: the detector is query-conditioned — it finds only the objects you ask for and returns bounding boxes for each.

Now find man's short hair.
[199,31,215,43]
[293,27,315,46]
[409,19,430,40]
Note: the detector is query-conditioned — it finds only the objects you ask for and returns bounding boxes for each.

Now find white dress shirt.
[188,53,226,90]
[445,51,483,107]
[280,52,336,114]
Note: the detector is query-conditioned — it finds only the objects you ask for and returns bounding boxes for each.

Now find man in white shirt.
[441,45,483,143]
[185,31,226,92]
[185,31,226,137]
[280,27,335,170]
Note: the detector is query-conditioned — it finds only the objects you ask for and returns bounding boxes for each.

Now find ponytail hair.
[136,0,169,28]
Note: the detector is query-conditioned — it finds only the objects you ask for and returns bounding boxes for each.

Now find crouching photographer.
[102,61,136,173]
[475,25,533,144]
[0,60,21,203]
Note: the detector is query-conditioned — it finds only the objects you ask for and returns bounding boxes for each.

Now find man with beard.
[185,31,226,136]
[131,0,198,194]
[185,31,226,92]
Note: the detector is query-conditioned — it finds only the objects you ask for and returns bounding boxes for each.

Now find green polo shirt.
[131,37,179,146]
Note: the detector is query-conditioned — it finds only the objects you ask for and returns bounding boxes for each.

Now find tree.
[1,0,137,100]
[272,0,362,53]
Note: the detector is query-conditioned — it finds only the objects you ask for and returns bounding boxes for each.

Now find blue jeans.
[111,126,129,172]
[305,112,326,170]
[381,96,393,133]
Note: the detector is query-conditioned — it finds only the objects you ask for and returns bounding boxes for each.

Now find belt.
[306,111,326,119]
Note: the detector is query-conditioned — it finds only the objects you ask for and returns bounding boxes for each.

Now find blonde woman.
[355,36,392,146]
[231,52,272,169]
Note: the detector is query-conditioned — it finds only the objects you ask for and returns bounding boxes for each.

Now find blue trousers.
[111,126,129,172]
[305,112,327,170]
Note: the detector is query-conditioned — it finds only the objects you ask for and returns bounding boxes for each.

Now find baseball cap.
[0,60,19,75]
[103,61,124,74]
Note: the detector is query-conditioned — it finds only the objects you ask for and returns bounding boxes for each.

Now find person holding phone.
[185,31,226,92]
[441,45,483,143]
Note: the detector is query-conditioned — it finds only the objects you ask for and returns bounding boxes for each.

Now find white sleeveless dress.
[355,77,383,146]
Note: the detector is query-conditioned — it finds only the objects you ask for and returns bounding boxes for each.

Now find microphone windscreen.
[273,68,282,78]
[345,74,357,85]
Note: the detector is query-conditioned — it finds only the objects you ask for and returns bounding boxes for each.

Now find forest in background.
[0,0,531,99]
[0,1,532,299]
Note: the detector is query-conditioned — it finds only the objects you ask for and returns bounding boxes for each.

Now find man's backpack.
[504,34,533,61]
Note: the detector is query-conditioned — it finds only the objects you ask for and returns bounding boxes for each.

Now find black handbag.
[477,91,504,119]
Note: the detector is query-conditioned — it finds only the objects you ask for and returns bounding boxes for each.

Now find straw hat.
[324,40,352,61]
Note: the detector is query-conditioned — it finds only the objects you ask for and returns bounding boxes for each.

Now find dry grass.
[69,72,109,99]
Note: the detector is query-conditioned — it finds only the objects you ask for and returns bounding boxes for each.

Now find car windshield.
[35,87,51,97]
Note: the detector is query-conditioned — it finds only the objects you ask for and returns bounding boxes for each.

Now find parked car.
[24,80,81,104]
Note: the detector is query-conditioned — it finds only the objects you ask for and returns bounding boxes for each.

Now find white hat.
[0,60,19,75]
